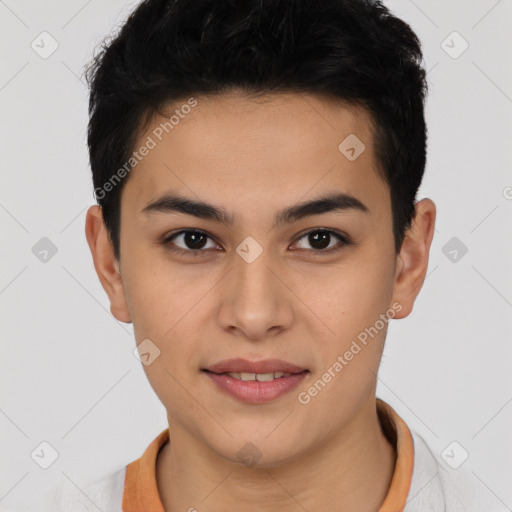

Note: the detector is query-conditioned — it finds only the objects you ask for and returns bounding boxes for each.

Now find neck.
[156,398,396,512]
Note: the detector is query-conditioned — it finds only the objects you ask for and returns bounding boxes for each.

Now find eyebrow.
[141,191,370,227]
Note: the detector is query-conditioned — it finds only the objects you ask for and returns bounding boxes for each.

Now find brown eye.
[293,229,349,254]
[163,230,219,256]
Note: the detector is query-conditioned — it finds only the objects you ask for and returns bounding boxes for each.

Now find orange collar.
[122,398,414,512]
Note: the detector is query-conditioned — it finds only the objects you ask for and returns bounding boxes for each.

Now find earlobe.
[84,205,132,323]
[391,198,436,319]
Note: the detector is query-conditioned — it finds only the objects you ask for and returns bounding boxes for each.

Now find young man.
[53,0,501,510]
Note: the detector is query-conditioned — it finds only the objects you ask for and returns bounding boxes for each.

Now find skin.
[85,91,436,512]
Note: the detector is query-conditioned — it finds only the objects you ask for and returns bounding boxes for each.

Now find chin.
[209,430,309,469]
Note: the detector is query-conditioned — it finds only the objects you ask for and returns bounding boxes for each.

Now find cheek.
[120,252,179,343]
[124,262,205,405]
[298,259,395,388]
[308,260,394,333]
[122,256,216,362]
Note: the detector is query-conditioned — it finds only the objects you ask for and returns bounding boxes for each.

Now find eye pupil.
[185,231,207,249]
[309,231,330,250]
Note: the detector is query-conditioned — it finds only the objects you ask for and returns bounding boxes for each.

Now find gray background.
[1,0,511,510]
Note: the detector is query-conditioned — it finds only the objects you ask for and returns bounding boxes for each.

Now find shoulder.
[49,466,126,512]
[405,430,506,512]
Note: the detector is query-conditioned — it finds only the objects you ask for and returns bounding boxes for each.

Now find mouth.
[201,358,309,404]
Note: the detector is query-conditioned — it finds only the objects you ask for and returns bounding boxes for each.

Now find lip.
[203,358,307,375]
[202,358,309,404]
[203,370,309,404]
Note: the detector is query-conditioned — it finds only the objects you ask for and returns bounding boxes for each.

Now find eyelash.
[161,228,351,258]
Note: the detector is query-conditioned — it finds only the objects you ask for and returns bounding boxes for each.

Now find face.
[86,91,435,466]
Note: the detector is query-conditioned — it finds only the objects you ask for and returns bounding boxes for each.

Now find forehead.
[122,91,389,221]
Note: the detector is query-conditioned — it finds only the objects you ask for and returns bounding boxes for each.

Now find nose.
[216,246,294,341]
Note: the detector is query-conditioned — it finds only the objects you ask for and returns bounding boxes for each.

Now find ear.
[84,205,132,323]
[391,198,436,319]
